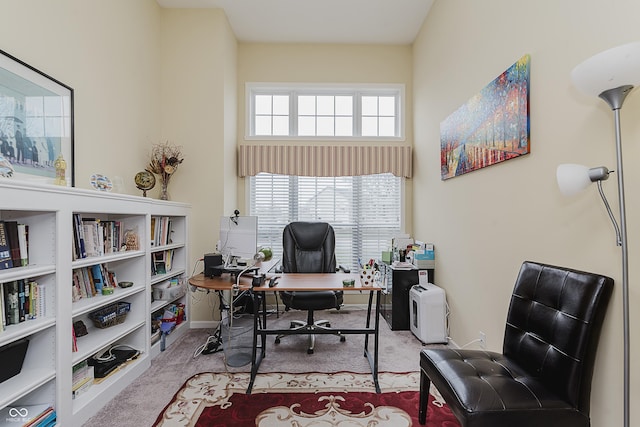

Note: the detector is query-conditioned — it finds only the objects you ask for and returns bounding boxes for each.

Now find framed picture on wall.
[0,48,74,186]
[440,54,530,180]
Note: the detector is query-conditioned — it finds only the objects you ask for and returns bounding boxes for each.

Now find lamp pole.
[598,85,631,427]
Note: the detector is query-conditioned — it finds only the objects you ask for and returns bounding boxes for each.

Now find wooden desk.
[189,270,383,394]
[250,272,382,394]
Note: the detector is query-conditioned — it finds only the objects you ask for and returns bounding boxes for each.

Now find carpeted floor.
[84,307,446,427]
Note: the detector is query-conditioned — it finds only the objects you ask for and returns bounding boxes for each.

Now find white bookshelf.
[149,214,188,358]
[0,180,190,426]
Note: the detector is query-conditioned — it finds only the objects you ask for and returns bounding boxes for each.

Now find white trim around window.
[245,82,405,141]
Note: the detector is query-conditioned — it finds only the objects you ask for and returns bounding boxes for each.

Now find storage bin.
[0,338,29,383]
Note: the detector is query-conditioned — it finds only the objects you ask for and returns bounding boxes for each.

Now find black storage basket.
[89,302,131,329]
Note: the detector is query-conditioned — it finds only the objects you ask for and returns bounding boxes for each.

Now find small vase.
[160,180,169,200]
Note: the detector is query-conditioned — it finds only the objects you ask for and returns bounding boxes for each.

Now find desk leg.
[248,290,265,394]
[363,290,381,393]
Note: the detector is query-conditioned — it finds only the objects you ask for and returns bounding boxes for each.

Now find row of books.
[1,280,46,332]
[73,214,125,260]
[72,359,94,399]
[151,216,173,247]
[0,220,29,270]
[0,404,56,427]
[72,264,117,302]
[151,249,174,276]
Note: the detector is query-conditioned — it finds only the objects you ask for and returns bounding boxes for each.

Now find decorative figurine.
[54,154,67,186]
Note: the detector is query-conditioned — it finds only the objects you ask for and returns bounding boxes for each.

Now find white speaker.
[409,283,447,344]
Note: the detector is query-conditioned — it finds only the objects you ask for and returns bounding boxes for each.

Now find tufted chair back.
[503,261,613,414]
[418,261,613,427]
[282,221,336,274]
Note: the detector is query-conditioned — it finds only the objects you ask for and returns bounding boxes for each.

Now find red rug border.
[154,370,420,426]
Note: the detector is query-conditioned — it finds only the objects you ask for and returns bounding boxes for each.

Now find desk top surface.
[189,272,381,292]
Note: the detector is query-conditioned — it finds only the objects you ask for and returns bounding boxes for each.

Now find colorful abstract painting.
[440,54,530,180]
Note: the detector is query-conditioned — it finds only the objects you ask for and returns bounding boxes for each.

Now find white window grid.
[246,83,404,140]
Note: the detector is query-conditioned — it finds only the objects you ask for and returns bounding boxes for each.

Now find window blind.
[250,173,401,269]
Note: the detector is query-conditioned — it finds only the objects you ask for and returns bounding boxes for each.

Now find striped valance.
[238,145,412,178]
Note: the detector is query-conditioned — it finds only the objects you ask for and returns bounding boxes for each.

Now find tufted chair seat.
[419,261,613,427]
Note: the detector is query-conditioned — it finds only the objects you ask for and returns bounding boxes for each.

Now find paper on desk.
[391,261,416,270]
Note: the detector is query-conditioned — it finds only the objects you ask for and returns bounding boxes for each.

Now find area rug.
[153,371,460,427]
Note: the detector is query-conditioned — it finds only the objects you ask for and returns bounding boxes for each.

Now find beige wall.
[235,43,414,233]
[0,0,162,192]
[159,8,238,323]
[413,1,640,425]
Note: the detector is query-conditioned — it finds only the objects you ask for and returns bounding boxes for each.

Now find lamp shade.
[557,164,592,196]
[571,41,640,97]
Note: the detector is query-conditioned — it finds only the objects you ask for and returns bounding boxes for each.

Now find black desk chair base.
[275,308,346,354]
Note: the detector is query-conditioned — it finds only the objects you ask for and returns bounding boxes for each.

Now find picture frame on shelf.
[0,48,74,186]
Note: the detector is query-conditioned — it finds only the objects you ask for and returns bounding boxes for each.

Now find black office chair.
[275,221,345,354]
[418,261,613,427]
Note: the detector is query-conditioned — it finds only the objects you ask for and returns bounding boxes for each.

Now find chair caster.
[307,348,314,354]
[340,336,346,342]
[275,337,281,344]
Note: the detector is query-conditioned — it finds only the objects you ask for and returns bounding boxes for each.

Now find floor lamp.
[557,40,640,427]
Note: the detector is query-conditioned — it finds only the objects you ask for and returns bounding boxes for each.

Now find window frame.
[245,82,405,141]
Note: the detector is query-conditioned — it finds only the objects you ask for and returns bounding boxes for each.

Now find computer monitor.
[218,215,258,262]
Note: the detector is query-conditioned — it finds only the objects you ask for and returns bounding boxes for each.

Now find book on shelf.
[152,251,166,275]
[0,280,44,326]
[5,220,21,267]
[81,218,103,258]
[0,282,4,332]
[18,279,26,322]
[4,280,19,325]
[90,264,104,294]
[73,213,87,259]
[152,216,173,247]
[73,264,118,301]
[35,282,46,318]
[72,359,95,399]
[24,407,56,427]
[0,220,14,269]
[17,223,28,266]
[0,404,55,427]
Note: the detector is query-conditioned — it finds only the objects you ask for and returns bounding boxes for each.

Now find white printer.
[409,283,447,344]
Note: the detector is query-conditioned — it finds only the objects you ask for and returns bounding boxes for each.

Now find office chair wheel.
[340,336,346,342]
[307,348,314,355]
[275,337,281,344]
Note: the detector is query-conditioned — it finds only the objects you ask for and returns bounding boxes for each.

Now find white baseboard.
[190,320,219,329]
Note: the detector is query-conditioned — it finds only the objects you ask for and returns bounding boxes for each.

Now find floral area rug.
[153,371,460,426]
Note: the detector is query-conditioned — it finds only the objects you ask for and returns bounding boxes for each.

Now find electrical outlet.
[479,331,486,349]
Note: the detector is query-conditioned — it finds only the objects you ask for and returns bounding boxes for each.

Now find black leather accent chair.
[275,221,345,354]
[419,261,613,427]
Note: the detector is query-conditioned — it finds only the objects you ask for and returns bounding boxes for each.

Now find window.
[247,83,404,139]
[249,173,402,269]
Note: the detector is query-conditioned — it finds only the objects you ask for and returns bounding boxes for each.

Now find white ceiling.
[157,0,434,44]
